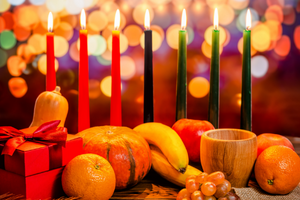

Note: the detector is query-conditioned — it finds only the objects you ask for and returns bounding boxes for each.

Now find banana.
[150,145,202,187]
[134,122,189,173]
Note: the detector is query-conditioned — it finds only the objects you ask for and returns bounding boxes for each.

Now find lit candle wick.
[114,9,120,31]
[214,8,218,30]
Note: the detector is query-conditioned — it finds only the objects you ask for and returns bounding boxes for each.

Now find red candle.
[110,9,122,126]
[78,9,90,132]
[46,12,56,91]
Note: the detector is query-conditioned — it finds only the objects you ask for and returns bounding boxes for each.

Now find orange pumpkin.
[77,126,152,190]
[30,86,68,127]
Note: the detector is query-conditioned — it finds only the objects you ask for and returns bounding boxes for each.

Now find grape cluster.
[176,171,240,200]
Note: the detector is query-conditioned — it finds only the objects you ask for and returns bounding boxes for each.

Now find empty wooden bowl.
[200,129,257,188]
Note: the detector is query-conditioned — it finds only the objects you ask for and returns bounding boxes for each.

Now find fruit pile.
[177,171,240,200]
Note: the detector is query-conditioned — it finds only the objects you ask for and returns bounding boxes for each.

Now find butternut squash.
[30,86,68,127]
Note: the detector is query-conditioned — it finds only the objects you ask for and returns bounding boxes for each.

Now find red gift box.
[0,167,65,199]
[4,134,83,176]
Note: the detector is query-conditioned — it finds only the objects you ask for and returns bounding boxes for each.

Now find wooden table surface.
[111,136,300,199]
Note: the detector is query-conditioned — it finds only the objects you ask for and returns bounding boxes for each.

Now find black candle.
[144,9,154,123]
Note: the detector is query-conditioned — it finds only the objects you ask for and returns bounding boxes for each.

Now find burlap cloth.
[233,182,300,200]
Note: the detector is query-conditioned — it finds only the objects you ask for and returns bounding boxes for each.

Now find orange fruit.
[255,145,300,194]
[62,153,116,200]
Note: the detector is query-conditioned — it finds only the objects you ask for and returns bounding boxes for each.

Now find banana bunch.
[134,122,202,187]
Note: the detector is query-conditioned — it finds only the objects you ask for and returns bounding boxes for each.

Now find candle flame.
[80,9,86,29]
[144,9,150,30]
[48,12,53,32]
[181,9,186,30]
[214,8,218,30]
[246,9,251,30]
[114,9,120,30]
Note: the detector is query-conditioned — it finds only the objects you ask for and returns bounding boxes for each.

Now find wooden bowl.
[200,129,257,188]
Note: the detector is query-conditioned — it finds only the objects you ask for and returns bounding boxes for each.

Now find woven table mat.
[233,185,300,200]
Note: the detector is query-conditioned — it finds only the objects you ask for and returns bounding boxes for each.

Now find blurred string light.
[69,42,79,62]
[97,55,111,66]
[265,5,283,22]
[54,36,69,57]
[188,77,210,98]
[55,22,74,41]
[133,4,154,25]
[251,55,269,78]
[124,25,143,46]
[46,0,66,12]
[87,35,107,56]
[294,26,300,50]
[218,4,235,26]
[228,0,249,10]
[206,0,227,9]
[27,34,44,54]
[0,16,5,33]
[8,77,28,98]
[13,25,31,41]
[100,1,119,14]
[29,0,46,6]
[15,6,40,29]
[89,79,101,99]
[100,76,123,97]
[121,56,136,80]
[8,0,25,5]
[172,0,192,8]
[0,0,297,99]
[0,30,16,50]
[38,54,59,75]
[0,49,7,67]
[91,35,107,56]
[0,0,10,12]
[101,49,112,61]
[186,26,194,45]
[252,24,271,52]
[266,0,284,7]
[65,0,83,15]
[88,11,108,32]
[283,5,295,25]
[264,20,282,41]
[274,35,291,57]
[7,55,26,76]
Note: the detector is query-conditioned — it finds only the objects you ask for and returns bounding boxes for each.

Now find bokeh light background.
[0,0,300,136]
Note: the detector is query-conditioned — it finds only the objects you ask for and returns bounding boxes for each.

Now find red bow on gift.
[0,120,67,156]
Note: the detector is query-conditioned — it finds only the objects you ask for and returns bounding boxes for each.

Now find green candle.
[241,9,252,131]
[208,8,220,128]
[176,9,187,121]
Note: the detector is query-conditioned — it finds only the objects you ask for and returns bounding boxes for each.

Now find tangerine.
[255,145,300,194]
[62,153,116,200]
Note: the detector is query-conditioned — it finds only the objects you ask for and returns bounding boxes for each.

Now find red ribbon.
[0,120,67,156]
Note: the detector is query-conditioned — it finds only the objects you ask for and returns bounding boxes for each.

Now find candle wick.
[246,26,250,31]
